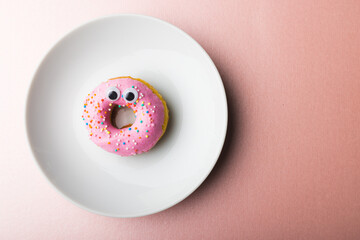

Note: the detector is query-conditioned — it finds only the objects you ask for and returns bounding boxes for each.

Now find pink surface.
[1,0,360,239]
[83,77,167,156]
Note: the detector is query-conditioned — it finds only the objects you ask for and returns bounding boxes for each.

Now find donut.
[82,76,169,156]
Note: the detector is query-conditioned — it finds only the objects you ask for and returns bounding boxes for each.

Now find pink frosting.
[82,77,166,156]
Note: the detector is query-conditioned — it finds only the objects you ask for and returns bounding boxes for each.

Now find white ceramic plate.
[26,14,227,217]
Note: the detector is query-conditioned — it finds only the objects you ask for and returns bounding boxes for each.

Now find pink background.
[1,0,360,239]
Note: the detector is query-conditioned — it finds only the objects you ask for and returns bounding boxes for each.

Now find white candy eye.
[123,88,138,103]
[106,86,120,101]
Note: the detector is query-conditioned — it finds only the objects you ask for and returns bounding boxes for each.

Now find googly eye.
[106,86,120,101]
[123,88,138,103]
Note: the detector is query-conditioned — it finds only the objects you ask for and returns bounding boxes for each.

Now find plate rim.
[25,13,228,218]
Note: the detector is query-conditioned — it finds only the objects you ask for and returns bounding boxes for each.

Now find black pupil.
[125,92,135,101]
[108,91,118,100]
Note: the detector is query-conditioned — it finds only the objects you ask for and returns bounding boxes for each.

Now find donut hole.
[110,106,136,129]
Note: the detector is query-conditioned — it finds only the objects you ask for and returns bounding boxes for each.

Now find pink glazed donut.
[82,76,169,156]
